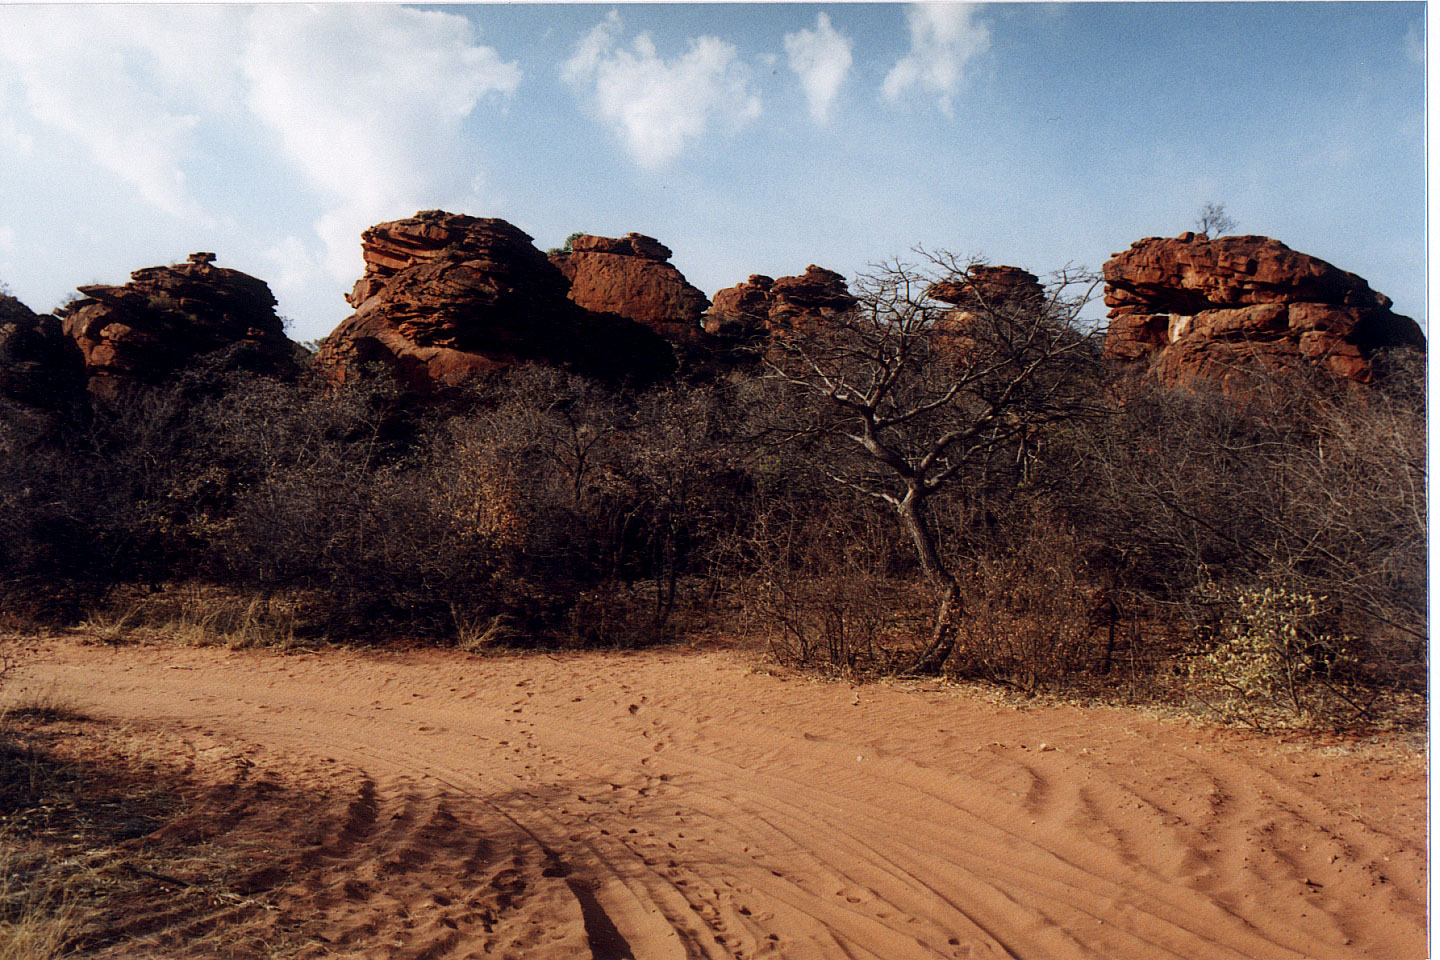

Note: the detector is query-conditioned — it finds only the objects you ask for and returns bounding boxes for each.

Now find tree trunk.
[896,488,962,675]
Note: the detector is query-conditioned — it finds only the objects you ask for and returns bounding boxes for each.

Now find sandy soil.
[8,637,1427,960]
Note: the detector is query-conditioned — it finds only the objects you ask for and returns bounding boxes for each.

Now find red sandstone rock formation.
[927,265,1047,362]
[928,265,1045,314]
[1103,233,1424,386]
[0,294,84,410]
[60,253,295,398]
[705,265,856,341]
[704,275,775,340]
[549,233,709,346]
[316,212,676,392]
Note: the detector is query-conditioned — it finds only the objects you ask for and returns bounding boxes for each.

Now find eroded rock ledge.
[1103,233,1424,386]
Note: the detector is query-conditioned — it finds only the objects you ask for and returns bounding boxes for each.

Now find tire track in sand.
[17,640,1426,960]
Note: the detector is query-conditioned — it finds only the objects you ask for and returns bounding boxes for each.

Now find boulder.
[60,252,295,397]
[0,294,84,411]
[549,232,710,346]
[1103,233,1424,386]
[705,265,855,340]
[317,212,676,392]
[704,275,776,340]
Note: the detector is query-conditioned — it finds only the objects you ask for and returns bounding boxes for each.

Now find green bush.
[1191,584,1361,727]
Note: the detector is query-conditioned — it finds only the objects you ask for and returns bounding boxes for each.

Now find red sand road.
[11,638,1428,959]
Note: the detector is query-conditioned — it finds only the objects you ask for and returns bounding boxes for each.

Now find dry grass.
[0,710,86,960]
[74,585,316,651]
[0,701,305,959]
[0,880,60,959]
[72,606,139,646]
[451,605,514,653]
[0,837,78,960]
[1,687,88,725]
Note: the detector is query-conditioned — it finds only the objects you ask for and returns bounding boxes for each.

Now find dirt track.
[11,638,1428,959]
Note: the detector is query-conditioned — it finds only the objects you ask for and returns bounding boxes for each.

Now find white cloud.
[1402,24,1423,66]
[242,5,521,282]
[0,6,247,219]
[882,3,991,116]
[784,13,853,123]
[562,12,761,169]
[261,236,323,297]
[0,5,520,286]
[0,119,35,158]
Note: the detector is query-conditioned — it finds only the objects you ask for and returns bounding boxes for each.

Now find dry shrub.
[435,441,529,555]
[747,572,926,678]
[734,493,926,677]
[566,582,663,648]
[944,532,1099,693]
[1074,360,1426,722]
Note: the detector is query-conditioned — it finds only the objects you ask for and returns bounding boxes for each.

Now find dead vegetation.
[0,692,325,959]
[0,252,1425,734]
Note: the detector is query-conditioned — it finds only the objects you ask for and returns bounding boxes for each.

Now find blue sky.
[0,2,1425,342]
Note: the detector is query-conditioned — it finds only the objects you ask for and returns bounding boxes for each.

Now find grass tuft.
[1,688,88,725]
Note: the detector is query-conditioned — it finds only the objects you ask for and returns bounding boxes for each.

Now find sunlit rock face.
[549,232,710,347]
[60,252,296,399]
[1103,232,1424,387]
[705,265,857,342]
[316,211,676,393]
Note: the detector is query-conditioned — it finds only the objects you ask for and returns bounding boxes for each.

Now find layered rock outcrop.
[316,212,676,391]
[1103,233,1424,386]
[549,233,709,346]
[705,265,856,341]
[0,294,84,411]
[927,265,1047,360]
[928,265,1045,315]
[60,253,296,397]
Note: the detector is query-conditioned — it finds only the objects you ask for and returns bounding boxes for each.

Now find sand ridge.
[11,639,1428,959]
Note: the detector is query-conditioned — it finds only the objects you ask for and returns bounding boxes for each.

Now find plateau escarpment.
[1102,232,1424,387]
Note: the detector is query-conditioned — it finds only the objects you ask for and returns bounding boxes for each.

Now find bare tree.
[1195,201,1237,237]
[761,252,1103,673]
